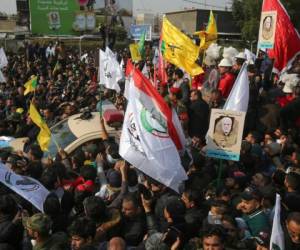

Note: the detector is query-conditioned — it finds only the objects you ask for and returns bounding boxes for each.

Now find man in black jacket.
[120,193,146,246]
[0,195,23,249]
[284,212,300,250]
[181,188,205,239]
[188,89,210,139]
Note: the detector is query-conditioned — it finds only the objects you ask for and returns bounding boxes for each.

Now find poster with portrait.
[258,11,277,50]
[73,12,86,31]
[206,109,246,161]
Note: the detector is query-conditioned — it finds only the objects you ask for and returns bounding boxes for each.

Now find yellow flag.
[129,43,142,62]
[29,103,51,152]
[161,17,203,76]
[24,76,38,96]
[195,11,218,51]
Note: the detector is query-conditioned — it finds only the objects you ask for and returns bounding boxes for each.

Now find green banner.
[30,0,80,36]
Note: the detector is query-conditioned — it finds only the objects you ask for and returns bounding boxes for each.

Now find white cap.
[218,58,233,67]
[281,73,300,93]
[235,52,246,60]
[204,56,216,66]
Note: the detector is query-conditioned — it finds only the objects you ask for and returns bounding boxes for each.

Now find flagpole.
[52,135,60,151]
[217,159,223,188]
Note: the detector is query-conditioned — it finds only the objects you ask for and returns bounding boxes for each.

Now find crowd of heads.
[0,39,299,250]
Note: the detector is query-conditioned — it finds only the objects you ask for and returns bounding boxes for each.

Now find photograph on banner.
[258,11,277,50]
[206,109,246,161]
[30,0,81,35]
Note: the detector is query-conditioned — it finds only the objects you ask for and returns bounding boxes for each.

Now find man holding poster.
[206,109,246,161]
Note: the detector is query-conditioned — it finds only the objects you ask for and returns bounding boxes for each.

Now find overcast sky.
[133,0,232,15]
[0,0,17,15]
[95,0,232,15]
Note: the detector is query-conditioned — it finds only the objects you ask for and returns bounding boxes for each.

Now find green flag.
[138,31,146,58]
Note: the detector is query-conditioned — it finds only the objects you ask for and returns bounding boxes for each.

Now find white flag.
[80,53,88,62]
[105,46,117,59]
[0,163,49,212]
[0,69,6,83]
[270,194,285,250]
[120,59,125,78]
[152,47,159,66]
[142,63,149,78]
[244,49,256,64]
[119,78,187,192]
[99,49,122,93]
[120,61,187,191]
[223,63,249,112]
[0,48,8,69]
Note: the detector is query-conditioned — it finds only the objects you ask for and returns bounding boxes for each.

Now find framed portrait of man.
[258,11,277,50]
[206,109,246,161]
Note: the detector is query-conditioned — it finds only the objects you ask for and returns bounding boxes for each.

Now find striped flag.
[120,60,187,192]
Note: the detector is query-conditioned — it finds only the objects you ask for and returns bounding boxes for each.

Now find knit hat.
[23,213,52,234]
[107,170,122,188]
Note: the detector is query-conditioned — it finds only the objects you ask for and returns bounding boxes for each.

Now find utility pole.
[104,0,109,48]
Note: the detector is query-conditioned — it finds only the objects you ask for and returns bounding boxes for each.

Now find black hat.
[165,197,186,220]
[241,186,262,201]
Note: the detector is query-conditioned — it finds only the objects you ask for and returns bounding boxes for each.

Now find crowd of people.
[0,39,299,250]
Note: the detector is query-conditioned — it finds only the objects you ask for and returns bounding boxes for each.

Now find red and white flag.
[157,37,168,85]
[120,61,187,192]
[262,0,300,74]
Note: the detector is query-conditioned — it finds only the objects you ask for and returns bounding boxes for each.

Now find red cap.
[170,87,181,94]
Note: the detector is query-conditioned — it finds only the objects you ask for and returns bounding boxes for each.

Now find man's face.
[264,17,272,30]
[225,177,235,189]
[256,245,268,250]
[222,220,237,239]
[218,66,229,75]
[26,228,37,240]
[245,133,254,144]
[286,220,300,244]
[169,92,177,101]
[252,173,264,187]
[190,91,198,102]
[122,200,137,218]
[221,117,232,136]
[71,235,87,250]
[203,235,224,250]
[181,192,193,209]
[239,199,260,214]
[43,109,52,120]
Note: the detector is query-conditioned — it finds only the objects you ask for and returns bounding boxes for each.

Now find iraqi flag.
[262,0,300,74]
[120,60,187,192]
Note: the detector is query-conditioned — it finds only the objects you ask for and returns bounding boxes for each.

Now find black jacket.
[188,99,209,138]
[120,212,146,246]
[185,207,205,239]
[0,215,23,250]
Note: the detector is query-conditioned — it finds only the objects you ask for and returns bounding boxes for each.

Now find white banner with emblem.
[0,163,49,212]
